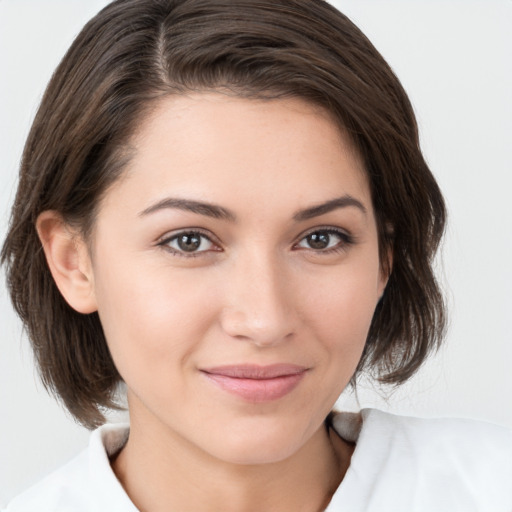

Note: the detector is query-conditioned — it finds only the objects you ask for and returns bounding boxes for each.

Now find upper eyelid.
[157,230,221,258]
[158,228,218,244]
[295,225,352,241]
[293,227,355,253]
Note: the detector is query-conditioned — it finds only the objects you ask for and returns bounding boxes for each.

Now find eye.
[295,228,352,252]
[158,230,218,256]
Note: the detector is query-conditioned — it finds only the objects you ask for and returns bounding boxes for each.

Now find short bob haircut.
[2,0,446,429]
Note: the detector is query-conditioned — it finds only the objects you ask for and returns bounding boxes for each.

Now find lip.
[200,364,308,402]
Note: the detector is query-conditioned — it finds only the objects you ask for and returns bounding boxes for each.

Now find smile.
[200,364,308,402]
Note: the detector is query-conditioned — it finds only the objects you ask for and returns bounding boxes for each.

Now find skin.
[38,94,388,512]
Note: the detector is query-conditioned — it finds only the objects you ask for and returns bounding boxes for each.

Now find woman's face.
[87,93,386,464]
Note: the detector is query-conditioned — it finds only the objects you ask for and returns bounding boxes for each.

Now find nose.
[219,251,297,347]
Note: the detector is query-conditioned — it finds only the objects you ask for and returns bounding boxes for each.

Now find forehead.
[98,93,371,222]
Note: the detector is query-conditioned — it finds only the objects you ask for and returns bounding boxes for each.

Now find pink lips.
[201,364,308,402]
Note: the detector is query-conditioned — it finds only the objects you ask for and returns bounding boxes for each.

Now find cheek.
[302,262,381,356]
[92,257,220,379]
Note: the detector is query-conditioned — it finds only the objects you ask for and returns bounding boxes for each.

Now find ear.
[377,244,393,299]
[36,211,98,314]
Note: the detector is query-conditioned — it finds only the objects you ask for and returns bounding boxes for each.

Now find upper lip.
[200,364,308,379]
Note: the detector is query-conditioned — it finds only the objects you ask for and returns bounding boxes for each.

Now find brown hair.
[1,0,446,428]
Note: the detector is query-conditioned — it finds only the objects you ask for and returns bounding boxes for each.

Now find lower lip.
[202,372,306,402]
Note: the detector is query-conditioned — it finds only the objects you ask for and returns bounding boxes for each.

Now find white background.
[1,0,511,506]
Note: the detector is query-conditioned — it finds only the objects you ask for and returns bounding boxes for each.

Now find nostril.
[219,305,296,347]
[219,259,296,345]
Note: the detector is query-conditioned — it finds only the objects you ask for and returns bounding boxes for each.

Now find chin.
[212,439,301,466]
[200,414,314,466]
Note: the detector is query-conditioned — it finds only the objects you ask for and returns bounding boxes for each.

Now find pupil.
[178,234,201,252]
[308,232,330,249]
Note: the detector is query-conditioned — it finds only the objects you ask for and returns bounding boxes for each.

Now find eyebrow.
[292,195,367,221]
[138,194,366,222]
[139,198,236,221]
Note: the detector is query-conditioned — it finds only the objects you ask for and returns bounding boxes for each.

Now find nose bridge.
[221,246,295,345]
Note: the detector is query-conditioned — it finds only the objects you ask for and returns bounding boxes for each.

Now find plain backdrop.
[1,0,511,506]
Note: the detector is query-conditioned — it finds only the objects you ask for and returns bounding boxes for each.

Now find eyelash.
[157,227,355,258]
[294,227,355,255]
[157,229,219,258]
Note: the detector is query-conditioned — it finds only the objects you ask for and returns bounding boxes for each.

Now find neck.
[112,413,353,512]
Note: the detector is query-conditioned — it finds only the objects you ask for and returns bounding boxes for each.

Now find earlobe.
[36,211,98,314]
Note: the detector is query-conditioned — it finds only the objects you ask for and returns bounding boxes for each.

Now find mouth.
[200,364,308,402]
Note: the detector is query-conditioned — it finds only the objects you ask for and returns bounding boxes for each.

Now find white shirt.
[4,409,512,511]
[326,409,512,511]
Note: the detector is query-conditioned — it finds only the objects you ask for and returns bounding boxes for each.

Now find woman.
[2,0,511,510]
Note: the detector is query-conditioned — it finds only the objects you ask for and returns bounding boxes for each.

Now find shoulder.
[358,407,512,441]
[361,408,512,463]
[330,409,512,511]
[2,450,90,512]
[348,408,512,472]
[334,407,512,450]
[3,424,132,512]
